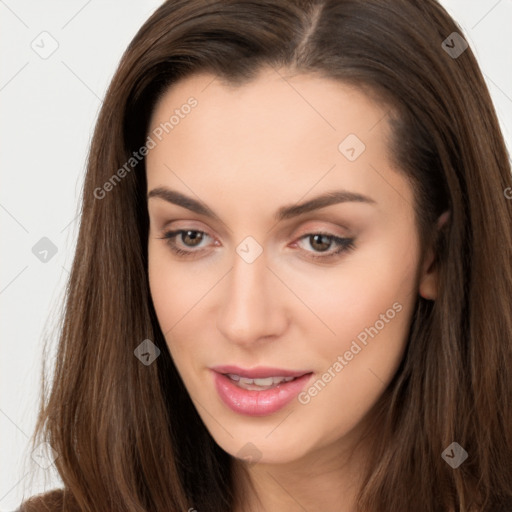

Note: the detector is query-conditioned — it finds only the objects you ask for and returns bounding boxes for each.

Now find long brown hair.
[20,0,512,511]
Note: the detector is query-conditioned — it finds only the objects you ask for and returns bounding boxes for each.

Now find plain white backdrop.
[1,0,511,510]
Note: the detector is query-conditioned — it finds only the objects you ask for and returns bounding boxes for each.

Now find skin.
[146,67,439,512]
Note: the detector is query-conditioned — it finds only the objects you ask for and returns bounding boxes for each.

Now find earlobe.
[418,211,450,301]
[419,270,437,301]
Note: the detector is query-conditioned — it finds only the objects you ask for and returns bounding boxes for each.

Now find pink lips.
[211,365,313,416]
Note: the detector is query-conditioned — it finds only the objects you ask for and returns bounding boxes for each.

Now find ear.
[418,211,450,301]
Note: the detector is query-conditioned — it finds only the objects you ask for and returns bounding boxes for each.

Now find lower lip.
[212,371,313,416]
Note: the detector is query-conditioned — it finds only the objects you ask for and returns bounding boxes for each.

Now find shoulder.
[16,488,78,512]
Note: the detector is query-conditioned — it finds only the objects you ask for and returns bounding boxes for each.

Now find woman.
[19,0,512,511]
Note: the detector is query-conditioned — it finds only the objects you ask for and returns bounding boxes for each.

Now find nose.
[216,248,288,346]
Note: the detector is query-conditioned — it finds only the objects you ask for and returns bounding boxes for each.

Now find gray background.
[1,0,511,509]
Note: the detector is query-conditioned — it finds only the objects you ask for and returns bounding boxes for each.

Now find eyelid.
[156,217,212,233]
[290,221,352,240]
[151,208,232,241]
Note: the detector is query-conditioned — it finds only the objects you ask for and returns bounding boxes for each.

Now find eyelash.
[158,229,355,261]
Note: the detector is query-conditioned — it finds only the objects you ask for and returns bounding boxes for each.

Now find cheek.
[147,242,231,376]
[275,234,419,361]
[293,236,418,430]
[148,246,183,334]
[148,242,219,334]
[147,248,199,384]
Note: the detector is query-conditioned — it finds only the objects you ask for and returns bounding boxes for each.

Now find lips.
[211,365,309,379]
[210,365,313,416]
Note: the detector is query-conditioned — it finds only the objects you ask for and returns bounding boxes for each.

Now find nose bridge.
[216,245,285,344]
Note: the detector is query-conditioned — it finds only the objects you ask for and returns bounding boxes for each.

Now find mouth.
[224,374,297,391]
[210,365,313,416]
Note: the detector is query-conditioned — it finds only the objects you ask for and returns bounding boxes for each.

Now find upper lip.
[211,365,312,379]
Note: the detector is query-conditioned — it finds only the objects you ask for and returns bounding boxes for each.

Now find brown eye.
[308,234,333,252]
[181,230,204,247]
[295,232,355,261]
[159,229,212,256]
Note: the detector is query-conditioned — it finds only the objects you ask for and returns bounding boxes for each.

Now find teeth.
[253,377,274,386]
[226,374,296,390]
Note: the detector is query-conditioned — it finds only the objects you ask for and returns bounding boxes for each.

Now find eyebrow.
[147,187,376,222]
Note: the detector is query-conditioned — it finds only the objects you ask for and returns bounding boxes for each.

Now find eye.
[158,229,213,257]
[295,233,355,260]
[157,229,355,261]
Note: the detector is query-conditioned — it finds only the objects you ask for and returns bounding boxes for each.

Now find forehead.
[145,67,412,222]
[148,67,391,150]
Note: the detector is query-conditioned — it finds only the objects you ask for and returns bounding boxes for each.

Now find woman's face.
[146,68,436,465]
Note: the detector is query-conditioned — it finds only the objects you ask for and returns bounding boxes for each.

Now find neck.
[232,430,369,512]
